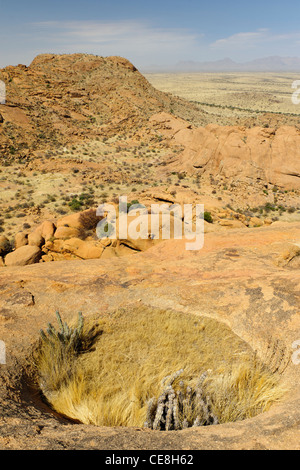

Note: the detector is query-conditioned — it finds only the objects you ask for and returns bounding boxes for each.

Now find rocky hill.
[0,53,206,163]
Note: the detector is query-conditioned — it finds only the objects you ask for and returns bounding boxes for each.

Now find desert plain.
[146,72,300,118]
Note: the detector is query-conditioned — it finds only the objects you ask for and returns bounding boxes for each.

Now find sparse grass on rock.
[32,307,286,429]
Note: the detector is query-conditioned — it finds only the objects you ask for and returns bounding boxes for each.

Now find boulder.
[14,231,28,249]
[53,226,80,240]
[5,245,42,267]
[28,232,44,248]
[43,237,104,260]
[264,218,273,226]
[63,238,104,260]
[249,217,264,228]
[35,221,56,242]
[56,209,103,235]
[43,239,65,254]
[57,210,92,230]
[56,213,83,230]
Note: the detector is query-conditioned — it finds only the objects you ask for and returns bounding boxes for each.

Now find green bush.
[69,198,83,212]
[68,193,95,212]
[204,212,213,224]
[264,203,276,213]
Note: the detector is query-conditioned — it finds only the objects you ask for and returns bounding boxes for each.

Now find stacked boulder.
[1,208,158,267]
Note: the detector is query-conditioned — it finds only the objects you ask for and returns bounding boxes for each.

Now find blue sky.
[1,0,300,68]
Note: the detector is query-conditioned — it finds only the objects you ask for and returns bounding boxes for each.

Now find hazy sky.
[1,0,300,69]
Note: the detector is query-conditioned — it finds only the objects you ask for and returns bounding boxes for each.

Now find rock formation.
[151,113,300,189]
[0,54,203,163]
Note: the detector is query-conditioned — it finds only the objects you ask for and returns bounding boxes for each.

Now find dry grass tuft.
[32,306,287,428]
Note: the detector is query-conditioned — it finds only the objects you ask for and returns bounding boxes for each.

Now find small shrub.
[39,311,85,355]
[204,212,213,224]
[34,312,101,397]
[264,203,276,213]
[1,238,12,259]
[69,198,83,212]
[69,193,95,212]
[56,208,67,215]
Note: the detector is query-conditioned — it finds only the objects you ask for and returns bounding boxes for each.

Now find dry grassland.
[145,72,300,118]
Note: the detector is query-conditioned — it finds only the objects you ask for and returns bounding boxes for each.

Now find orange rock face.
[171,122,300,189]
[150,112,300,189]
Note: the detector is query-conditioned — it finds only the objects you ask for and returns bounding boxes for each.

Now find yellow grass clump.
[32,306,287,429]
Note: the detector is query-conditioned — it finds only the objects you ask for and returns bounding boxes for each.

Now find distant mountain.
[243,56,300,71]
[142,56,300,73]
